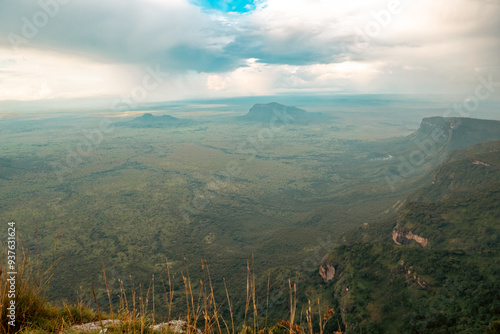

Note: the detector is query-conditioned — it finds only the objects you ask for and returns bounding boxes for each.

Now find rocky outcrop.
[319,263,335,282]
[471,159,490,166]
[153,320,202,334]
[402,268,429,290]
[392,229,428,247]
[69,320,202,333]
[70,319,121,332]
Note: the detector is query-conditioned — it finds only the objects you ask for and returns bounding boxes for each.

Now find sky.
[0,0,499,103]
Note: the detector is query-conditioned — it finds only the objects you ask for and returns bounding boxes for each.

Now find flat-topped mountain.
[238,102,324,124]
[118,113,193,128]
[378,117,500,185]
[411,116,500,150]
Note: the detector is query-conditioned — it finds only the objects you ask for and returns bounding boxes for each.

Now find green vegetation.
[321,140,500,333]
[1,245,343,333]
[0,111,416,317]
[0,246,101,333]
[1,109,499,333]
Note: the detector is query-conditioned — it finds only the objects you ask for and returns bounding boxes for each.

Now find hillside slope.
[321,140,500,333]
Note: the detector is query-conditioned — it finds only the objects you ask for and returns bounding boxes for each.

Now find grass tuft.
[1,248,340,333]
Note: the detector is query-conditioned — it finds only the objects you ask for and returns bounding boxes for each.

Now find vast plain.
[1,95,500,331]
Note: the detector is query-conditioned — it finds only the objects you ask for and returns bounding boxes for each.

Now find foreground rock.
[153,320,202,334]
[70,319,121,332]
[69,319,202,333]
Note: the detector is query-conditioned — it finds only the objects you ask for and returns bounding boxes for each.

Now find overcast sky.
[0,0,499,102]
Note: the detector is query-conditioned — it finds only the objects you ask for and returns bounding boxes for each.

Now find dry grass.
[0,238,100,333]
[1,243,341,334]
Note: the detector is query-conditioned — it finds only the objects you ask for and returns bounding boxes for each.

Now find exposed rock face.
[69,319,202,333]
[416,117,500,150]
[402,267,429,290]
[471,159,490,166]
[153,320,202,334]
[392,229,428,247]
[70,319,121,332]
[319,263,335,282]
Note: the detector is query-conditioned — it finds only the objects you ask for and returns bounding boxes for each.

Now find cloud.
[191,0,258,13]
[0,47,128,101]
[165,44,242,73]
[0,0,499,101]
[0,0,232,71]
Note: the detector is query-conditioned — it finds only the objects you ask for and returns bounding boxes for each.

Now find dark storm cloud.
[0,0,364,73]
[222,31,354,65]
[0,0,243,72]
[0,0,499,85]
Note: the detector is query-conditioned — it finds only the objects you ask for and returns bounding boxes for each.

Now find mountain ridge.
[411,116,500,150]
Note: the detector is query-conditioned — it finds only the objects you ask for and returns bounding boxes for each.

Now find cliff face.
[392,229,428,247]
[319,263,335,283]
[414,117,500,150]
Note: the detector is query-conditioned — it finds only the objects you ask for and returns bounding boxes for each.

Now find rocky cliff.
[319,263,335,282]
[392,229,429,247]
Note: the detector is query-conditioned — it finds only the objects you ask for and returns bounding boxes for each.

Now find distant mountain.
[118,113,193,128]
[237,102,325,124]
[320,140,500,333]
